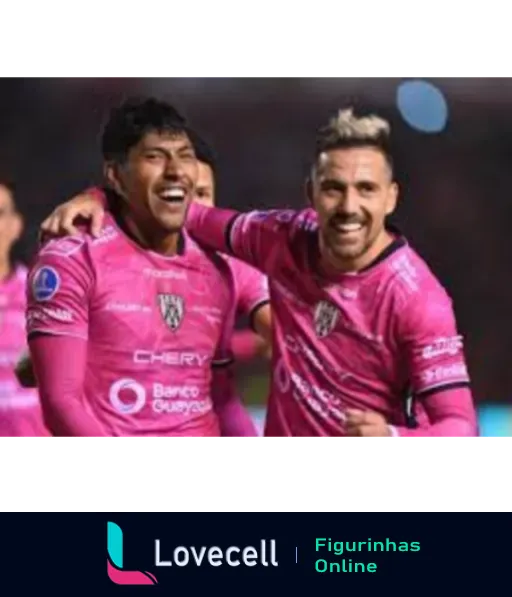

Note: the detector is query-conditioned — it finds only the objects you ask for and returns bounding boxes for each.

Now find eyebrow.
[320,178,379,189]
[142,143,195,156]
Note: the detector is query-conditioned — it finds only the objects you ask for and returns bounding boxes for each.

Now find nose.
[337,186,359,215]
[163,156,185,179]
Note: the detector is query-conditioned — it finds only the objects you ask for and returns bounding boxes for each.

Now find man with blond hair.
[39,108,478,437]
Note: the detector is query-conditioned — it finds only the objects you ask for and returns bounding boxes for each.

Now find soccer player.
[38,108,478,437]
[0,182,48,436]
[17,133,271,407]
[34,132,271,364]
[26,98,257,437]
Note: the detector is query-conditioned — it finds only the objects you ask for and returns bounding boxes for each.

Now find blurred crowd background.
[1,77,511,435]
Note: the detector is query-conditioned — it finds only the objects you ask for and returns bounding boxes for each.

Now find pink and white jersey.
[0,265,47,436]
[26,211,235,437]
[186,204,475,436]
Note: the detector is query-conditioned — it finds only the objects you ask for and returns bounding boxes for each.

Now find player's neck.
[321,230,396,275]
[106,191,184,256]
[121,212,183,257]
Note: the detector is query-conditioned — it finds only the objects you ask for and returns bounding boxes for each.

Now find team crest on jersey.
[313,300,340,338]
[157,294,185,331]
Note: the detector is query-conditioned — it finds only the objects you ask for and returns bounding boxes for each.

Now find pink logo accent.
[107,560,158,585]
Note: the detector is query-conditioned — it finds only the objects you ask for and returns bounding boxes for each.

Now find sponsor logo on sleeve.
[421,336,463,360]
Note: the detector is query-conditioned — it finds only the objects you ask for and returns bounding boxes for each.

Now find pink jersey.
[186,203,477,437]
[0,265,47,436]
[26,210,236,437]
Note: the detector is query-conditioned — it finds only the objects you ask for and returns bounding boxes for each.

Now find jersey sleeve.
[29,334,107,436]
[186,202,303,275]
[211,318,235,370]
[26,237,93,341]
[391,387,478,437]
[230,258,270,318]
[398,290,471,398]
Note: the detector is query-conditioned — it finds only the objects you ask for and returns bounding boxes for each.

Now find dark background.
[0,513,507,596]
[1,77,510,412]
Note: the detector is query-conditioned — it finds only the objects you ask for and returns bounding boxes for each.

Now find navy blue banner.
[1,513,507,595]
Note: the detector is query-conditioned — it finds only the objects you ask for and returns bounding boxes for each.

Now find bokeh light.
[396,80,449,133]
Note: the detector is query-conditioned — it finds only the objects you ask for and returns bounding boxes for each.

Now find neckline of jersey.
[311,227,408,284]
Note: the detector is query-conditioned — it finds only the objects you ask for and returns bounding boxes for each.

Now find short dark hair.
[315,108,394,173]
[101,97,190,163]
[187,129,217,173]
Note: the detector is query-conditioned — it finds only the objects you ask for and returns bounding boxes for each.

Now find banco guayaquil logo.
[107,521,279,586]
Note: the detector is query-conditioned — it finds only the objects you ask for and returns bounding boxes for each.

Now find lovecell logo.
[107,522,158,585]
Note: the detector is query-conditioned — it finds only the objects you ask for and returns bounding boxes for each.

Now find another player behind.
[35,108,478,437]
[27,98,256,436]
[0,182,47,436]
[189,130,272,362]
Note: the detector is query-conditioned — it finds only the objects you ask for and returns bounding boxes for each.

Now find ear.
[10,211,23,243]
[385,182,399,216]
[305,177,313,206]
[104,162,126,198]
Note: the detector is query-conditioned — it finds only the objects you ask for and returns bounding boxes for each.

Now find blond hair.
[315,108,393,169]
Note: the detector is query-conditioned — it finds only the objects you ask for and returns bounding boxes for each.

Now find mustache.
[328,214,366,227]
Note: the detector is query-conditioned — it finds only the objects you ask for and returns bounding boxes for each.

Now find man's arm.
[39,186,299,275]
[29,335,107,436]
[252,303,272,345]
[234,259,272,341]
[390,387,476,437]
[231,304,272,361]
[186,202,301,274]
[231,327,271,362]
[229,257,272,361]
[210,282,259,437]
[393,291,477,437]
[211,363,259,437]
[40,187,107,239]
[26,240,107,436]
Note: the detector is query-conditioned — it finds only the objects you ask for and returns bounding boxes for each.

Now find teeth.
[160,188,185,199]
[336,223,363,232]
